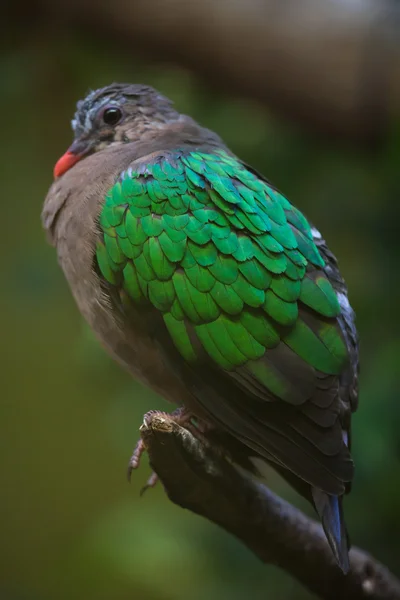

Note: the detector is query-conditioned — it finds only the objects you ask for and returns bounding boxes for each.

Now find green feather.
[213,231,240,255]
[148,279,175,311]
[96,241,119,284]
[104,234,125,265]
[318,322,348,366]
[209,255,239,284]
[101,225,117,238]
[285,205,312,238]
[185,166,205,188]
[270,275,301,302]
[211,281,244,315]
[122,261,143,303]
[185,263,215,292]
[210,223,231,240]
[106,186,126,225]
[110,182,124,201]
[133,252,156,282]
[162,161,180,180]
[195,323,234,369]
[240,311,280,348]
[114,221,127,238]
[285,260,304,281]
[235,172,263,193]
[162,226,187,243]
[258,192,286,225]
[209,178,241,207]
[181,193,195,209]
[131,190,151,208]
[151,163,169,181]
[232,274,265,308]
[148,237,175,280]
[180,247,196,269]
[125,211,148,246]
[185,216,204,234]
[137,272,149,297]
[268,189,292,210]
[209,189,235,215]
[148,179,167,202]
[253,244,287,274]
[163,313,197,362]
[141,214,164,237]
[232,236,255,261]
[238,259,272,289]
[193,207,217,224]
[129,204,151,218]
[222,316,265,360]
[292,228,324,267]
[256,233,284,253]
[185,222,212,245]
[299,275,340,317]
[188,240,217,267]
[172,271,203,323]
[170,298,185,321]
[264,290,298,326]
[206,160,229,178]
[287,249,308,267]
[283,320,346,374]
[158,231,186,262]
[193,189,210,204]
[166,192,185,212]
[199,319,247,366]
[172,214,190,230]
[99,208,114,231]
[270,221,297,249]
[101,218,116,237]
[187,279,220,322]
[117,235,136,259]
[237,184,258,208]
[182,155,205,174]
[236,209,268,234]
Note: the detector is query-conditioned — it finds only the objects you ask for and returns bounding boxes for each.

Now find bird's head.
[53,83,179,178]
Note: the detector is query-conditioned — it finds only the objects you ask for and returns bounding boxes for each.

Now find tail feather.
[312,488,350,574]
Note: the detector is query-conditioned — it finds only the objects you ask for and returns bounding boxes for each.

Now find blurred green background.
[1,18,400,600]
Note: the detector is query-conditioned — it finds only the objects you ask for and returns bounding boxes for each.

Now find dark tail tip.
[312,488,350,574]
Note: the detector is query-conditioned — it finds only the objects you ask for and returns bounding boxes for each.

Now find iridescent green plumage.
[97,149,346,399]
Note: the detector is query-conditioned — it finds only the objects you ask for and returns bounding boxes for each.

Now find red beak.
[53,151,82,178]
[53,139,90,179]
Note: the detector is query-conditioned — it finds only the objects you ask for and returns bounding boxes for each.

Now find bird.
[42,83,358,573]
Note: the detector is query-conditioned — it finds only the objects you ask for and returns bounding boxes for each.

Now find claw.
[140,472,159,496]
[127,438,146,482]
[127,407,210,492]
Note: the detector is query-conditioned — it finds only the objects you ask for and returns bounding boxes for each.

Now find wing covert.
[95,149,352,493]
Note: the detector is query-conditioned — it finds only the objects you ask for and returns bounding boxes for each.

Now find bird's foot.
[127,407,203,494]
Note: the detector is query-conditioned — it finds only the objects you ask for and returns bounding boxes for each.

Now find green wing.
[96,149,352,493]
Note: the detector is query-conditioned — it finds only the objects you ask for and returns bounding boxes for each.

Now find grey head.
[54,83,181,177]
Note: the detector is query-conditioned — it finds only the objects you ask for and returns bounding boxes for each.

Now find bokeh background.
[2,1,400,598]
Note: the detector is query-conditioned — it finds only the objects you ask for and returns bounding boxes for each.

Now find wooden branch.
[32,0,400,143]
[140,413,400,600]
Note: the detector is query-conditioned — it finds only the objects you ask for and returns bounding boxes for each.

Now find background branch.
[140,414,400,600]
[17,0,400,143]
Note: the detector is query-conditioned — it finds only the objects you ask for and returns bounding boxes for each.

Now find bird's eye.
[102,106,122,126]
